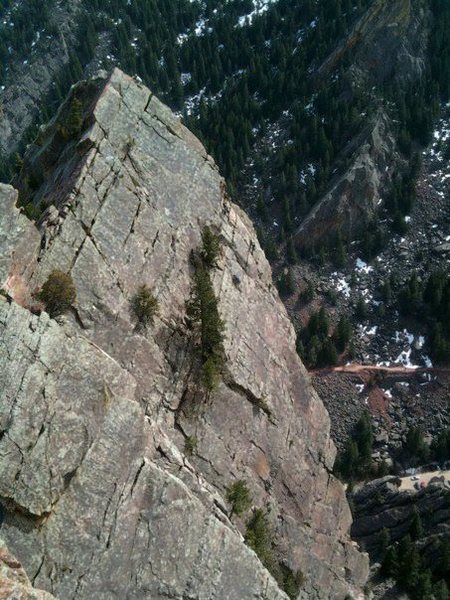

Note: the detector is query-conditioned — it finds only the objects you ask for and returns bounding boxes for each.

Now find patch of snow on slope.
[355,258,374,274]
[237,0,278,27]
[331,272,351,298]
[395,348,419,369]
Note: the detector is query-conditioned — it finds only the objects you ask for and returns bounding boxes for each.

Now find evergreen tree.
[227,480,252,517]
[245,509,282,584]
[317,339,338,367]
[436,539,450,578]
[334,314,352,352]
[130,285,159,329]
[412,570,433,600]
[409,507,424,541]
[380,545,398,578]
[277,269,295,297]
[378,527,391,558]
[201,225,221,268]
[63,97,84,139]
[187,258,225,391]
[334,232,347,269]
[397,535,420,591]
[434,580,450,600]
[286,238,298,265]
[404,427,430,463]
[354,412,373,462]
[355,296,368,320]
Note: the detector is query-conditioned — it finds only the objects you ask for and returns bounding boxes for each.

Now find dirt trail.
[311,364,450,377]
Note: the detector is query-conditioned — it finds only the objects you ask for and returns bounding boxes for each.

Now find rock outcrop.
[352,476,450,561]
[0,69,368,599]
[0,1,83,159]
[318,0,429,86]
[293,110,396,248]
[294,0,429,248]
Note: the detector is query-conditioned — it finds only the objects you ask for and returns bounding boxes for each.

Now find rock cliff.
[0,0,83,159]
[0,69,368,599]
[294,0,429,248]
[318,0,428,86]
[352,476,450,559]
[293,110,396,248]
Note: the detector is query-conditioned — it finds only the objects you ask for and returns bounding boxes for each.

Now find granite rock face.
[0,69,368,599]
[0,538,56,600]
[0,185,41,298]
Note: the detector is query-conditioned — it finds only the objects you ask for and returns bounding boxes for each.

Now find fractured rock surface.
[0,69,368,599]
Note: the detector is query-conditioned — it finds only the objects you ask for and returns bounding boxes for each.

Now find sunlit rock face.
[0,69,368,599]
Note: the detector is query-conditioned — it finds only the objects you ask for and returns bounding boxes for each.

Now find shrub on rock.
[37,270,76,318]
[130,285,159,329]
[227,480,252,517]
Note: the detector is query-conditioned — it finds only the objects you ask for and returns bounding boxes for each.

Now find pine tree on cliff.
[187,229,225,390]
[397,535,420,591]
[187,267,225,366]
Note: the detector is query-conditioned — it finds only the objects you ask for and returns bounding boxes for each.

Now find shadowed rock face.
[294,0,429,249]
[293,110,396,249]
[318,0,428,86]
[0,1,83,160]
[0,69,368,599]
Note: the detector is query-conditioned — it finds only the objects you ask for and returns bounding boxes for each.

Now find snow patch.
[355,258,374,274]
[237,0,278,27]
[395,348,419,369]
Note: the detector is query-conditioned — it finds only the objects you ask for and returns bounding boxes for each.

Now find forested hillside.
[1,0,447,202]
[1,3,450,598]
[2,0,448,194]
[0,0,449,367]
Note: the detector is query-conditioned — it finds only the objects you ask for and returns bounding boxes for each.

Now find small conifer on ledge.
[130,285,159,329]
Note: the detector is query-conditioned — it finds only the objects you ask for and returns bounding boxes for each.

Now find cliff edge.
[0,69,368,599]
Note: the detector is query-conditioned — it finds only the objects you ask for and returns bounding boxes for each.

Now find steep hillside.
[1,1,448,302]
[0,70,368,599]
[0,0,84,160]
